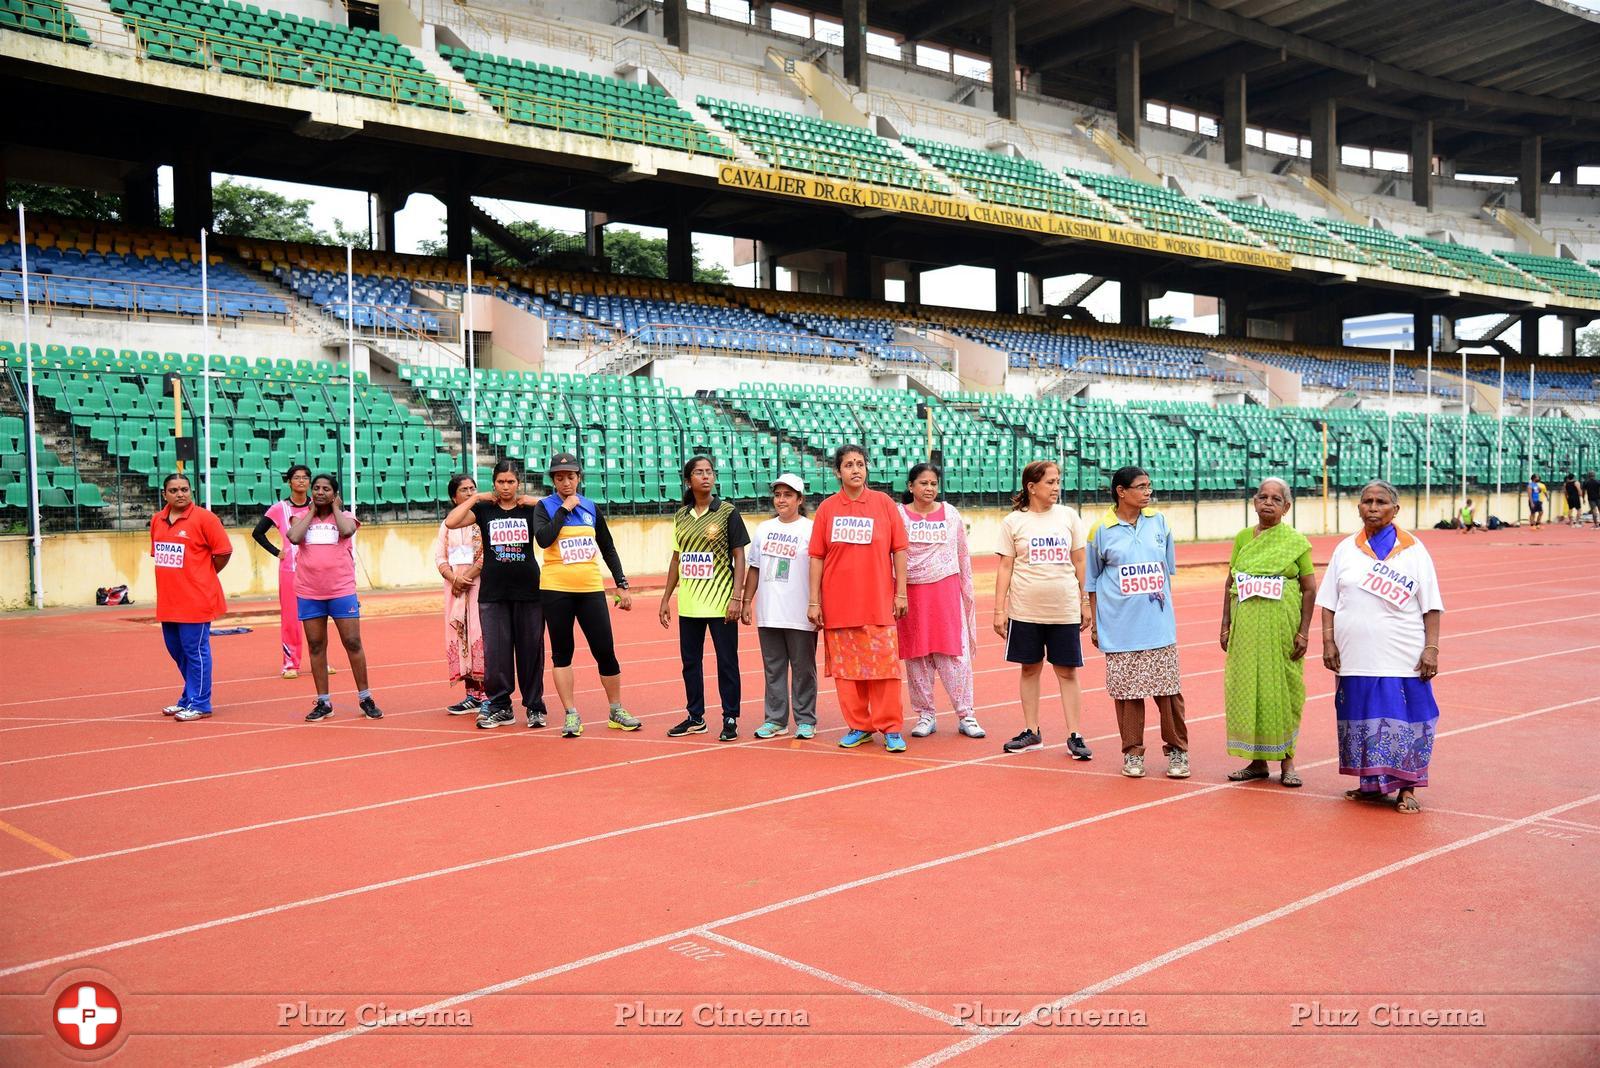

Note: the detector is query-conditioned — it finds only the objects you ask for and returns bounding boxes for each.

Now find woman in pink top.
[252,463,312,678]
[287,474,382,723]
[898,463,983,740]
[432,473,486,715]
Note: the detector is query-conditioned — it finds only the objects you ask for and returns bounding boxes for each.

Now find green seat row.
[903,136,1112,221]
[1495,251,1600,300]
[1202,197,1369,263]
[1065,168,1259,246]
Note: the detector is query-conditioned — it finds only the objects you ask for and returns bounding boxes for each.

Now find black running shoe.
[667,715,707,737]
[526,709,547,729]
[1002,728,1042,753]
[1066,732,1093,761]
[304,700,334,722]
[718,717,738,742]
[360,696,384,720]
[446,696,481,715]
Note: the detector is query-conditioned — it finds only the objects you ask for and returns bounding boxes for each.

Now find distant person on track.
[1086,466,1189,780]
[1563,473,1582,525]
[1222,478,1316,788]
[1584,472,1600,526]
[1458,498,1477,532]
[1317,479,1444,815]
[995,460,1091,759]
[660,455,749,742]
[899,462,983,741]
[287,474,382,723]
[809,444,910,752]
[742,473,819,740]
[253,463,312,679]
[1528,475,1544,527]
[533,452,638,739]
[444,459,549,730]
[433,473,485,716]
[152,472,232,722]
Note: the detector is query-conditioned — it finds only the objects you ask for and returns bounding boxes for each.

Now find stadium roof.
[781,0,1600,173]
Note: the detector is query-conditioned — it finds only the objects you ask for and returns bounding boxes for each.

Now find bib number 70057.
[1359,560,1414,608]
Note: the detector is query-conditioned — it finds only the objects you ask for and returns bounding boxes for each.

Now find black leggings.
[541,589,620,675]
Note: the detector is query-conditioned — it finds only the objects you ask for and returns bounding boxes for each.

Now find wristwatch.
[616,581,629,590]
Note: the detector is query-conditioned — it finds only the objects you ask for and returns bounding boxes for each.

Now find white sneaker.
[910,712,937,738]
[957,715,985,738]
[1166,749,1191,778]
[1122,753,1146,778]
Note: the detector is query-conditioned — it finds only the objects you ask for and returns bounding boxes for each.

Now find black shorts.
[1530,501,1543,514]
[1004,620,1084,667]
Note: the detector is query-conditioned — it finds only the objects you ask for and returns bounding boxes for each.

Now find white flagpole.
[1526,363,1535,486]
[1495,355,1505,509]
[200,228,212,511]
[18,205,42,609]
[1385,347,1395,482]
[1459,348,1468,510]
[346,245,357,515]
[465,253,476,483]
[1424,345,1433,524]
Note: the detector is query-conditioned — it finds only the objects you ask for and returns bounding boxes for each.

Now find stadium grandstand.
[2,0,1598,555]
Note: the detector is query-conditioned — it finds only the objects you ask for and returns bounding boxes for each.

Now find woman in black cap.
[533,452,637,738]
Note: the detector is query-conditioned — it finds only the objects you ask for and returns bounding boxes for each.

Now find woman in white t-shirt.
[1316,479,1444,814]
[994,460,1094,760]
[741,474,818,739]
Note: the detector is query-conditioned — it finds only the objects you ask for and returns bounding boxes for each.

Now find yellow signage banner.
[716,164,1292,272]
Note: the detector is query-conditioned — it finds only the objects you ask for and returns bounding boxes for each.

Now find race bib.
[1235,573,1284,601]
[559,535,598,565]
[1027,535,1072,565]
[447,544,474,566]
[681,551,715,580]
[762,532,800,560]
[831,515,875,544]
[906,518,945,544]
[487,518,528,547]
[305,523,340,546]
[1359,559,1415,609]
[1115,562,1167,596]
[154,541,185,568]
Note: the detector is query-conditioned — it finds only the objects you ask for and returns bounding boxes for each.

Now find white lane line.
[906,788,1600,1066]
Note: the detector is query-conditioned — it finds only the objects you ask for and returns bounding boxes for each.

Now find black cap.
[548,452,582,474]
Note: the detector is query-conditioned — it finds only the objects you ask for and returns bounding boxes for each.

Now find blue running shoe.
[796,723,816,740]
[838,729,872,748]
[884,732,907,753]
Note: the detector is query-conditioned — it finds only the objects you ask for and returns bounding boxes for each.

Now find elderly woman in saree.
[1315,479,1444,814]
[1221,478,1316,787]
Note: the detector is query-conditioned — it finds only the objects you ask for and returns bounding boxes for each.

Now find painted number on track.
[667,940,725,962]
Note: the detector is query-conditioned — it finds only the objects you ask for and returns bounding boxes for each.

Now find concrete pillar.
[905,268,921,307]
[994,261,1018,315]
[1559,315,1577,358]
[1438,316,1457,353]
[666,217,693,282]
[842,0,868,91]
[1024,271,1043,315]
[1223,71,1247,174]
[374,189,407,254]
[754,241,775,289]
[444,181,471,260]
[1411,120,1434,211]
[584,210,608,259]
[1115,40,1141,150]
[170,151,213,235]
[1520,135,1542,221]
[1310,97,1337,193]
[1558,154,1580,186]
[663,0,689,52]
[1520,311,1541,359]
[1412,305,1434,352]
[991,2,1017,122]
[1119,276,1147,328]
[1224,285,1248,338]
[122,165,160,227]
[751,0,771,30]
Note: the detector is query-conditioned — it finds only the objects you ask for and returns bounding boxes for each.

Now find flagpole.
[346,245,357,515]
[18,205,42,609]
[1385,347,1395,482]
[200,228,212,511]
[465,253,476,483]
[1424,345,1433,525]
[1495,355,1505,512]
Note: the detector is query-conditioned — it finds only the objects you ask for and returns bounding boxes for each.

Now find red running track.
[0,526,1596,1065]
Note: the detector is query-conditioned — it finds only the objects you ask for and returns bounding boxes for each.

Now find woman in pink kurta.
[434,474,486,714]
[897,463,981,740]
[252,463,312,677]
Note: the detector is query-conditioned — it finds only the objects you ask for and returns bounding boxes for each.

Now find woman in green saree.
[1220,477,1317,787]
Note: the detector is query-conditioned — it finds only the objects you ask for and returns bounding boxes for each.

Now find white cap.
[772,473,806,495]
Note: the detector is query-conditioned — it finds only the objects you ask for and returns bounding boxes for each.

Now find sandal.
[1280,770,1303,788]
[1395,791,1420,814]
[1228,765,1271,782]
[1344,789,1389,804]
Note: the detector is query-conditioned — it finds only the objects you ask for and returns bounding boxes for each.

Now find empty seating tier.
[1,0,89,43]
[1309,218,1462,279]
[1065,169,1257,245]
[1202,197,1368,262]
[1409,237,1545,291]
[1494,251,1600,301]
[902,137,1111,220]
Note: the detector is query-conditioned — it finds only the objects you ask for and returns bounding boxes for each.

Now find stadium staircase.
[1076,121,1161,187]
[62,0,134,49]
[412,40,493,115]
[1483,204,1558,257]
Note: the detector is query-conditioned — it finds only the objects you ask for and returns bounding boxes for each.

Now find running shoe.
[162,703,185,716]
[446,695,481,715]
[527,709,547,729]
[562,711,583,738]
[910,712,937,738]
[304,700,334,722]
[360,696,384,720]
[957,715,986,739]
[884,732,907,753]
[838,729,873,748]
[280,669,298,680]
[477,707,515,729]
[754,721,789,739]
[667,715,707,737]
[1003,728,1042,754]
[1166,749,1191,779]
[1122,752,1146,778]
[718,717,739,742]
[173,707,211,721]
[795,723,816,740]
[608,707,641,731]
[1066,732,1093,761]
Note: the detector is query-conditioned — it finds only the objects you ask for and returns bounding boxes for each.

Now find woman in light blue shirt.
[1086,466,1190,780]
